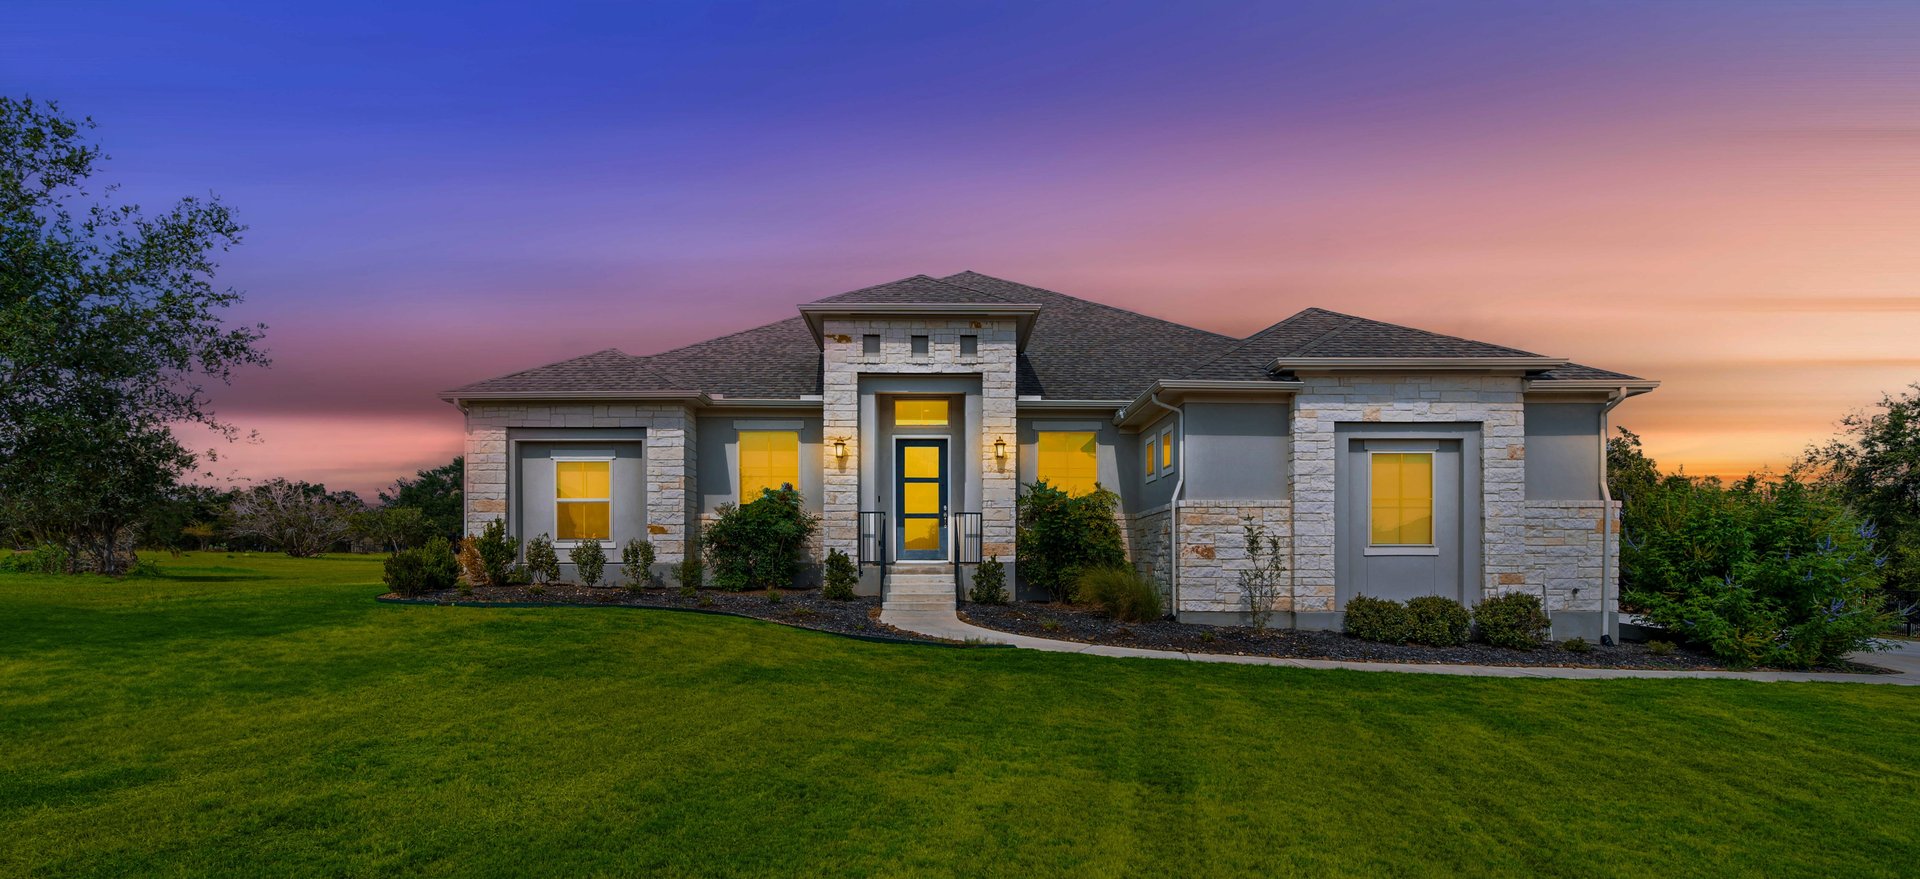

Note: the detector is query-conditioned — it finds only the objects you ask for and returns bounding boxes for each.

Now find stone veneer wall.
[1522,499,1619,616]
[463,402,698,563]
[818,317,1020,562]
[1167,500,1293,616]
[1290,375,1527,612]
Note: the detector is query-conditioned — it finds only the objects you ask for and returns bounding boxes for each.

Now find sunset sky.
[7,1,1918,498]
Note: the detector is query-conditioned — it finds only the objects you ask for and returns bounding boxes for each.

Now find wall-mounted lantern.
[834,439,847,460]
[994,437,1007,460]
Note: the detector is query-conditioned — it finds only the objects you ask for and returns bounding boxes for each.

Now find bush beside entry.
[968,556,1009,605]
[1016,480,1125,602]
[822,548,858,601]
[1344,595,1412,644]
[704,486,818,592]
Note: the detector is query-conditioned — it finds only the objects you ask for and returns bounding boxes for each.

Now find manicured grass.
[2,554,1916,878]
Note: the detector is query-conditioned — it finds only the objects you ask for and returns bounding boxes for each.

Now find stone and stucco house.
[444,272,1655,638]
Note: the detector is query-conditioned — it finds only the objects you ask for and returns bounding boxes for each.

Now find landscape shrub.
[674,545,704,596]
[703,487,817,592]
[455,540,486,587]
[1016,480,1126,601]
[383,537,459,596]
[1076,566,1162,622]
[1562,637,1594,654]
[1475,593,1550,650]
[1344,595,1412,644]
[1646,639,1676,656]
[822,548,859,600]
[1615,433,1894,668]
[1404,596,1471,647]
[622,539,657,591]
[0,543,70,574]
[525,534,560,584]
[569,539,607,587]
[1238,517,1289,631]
[468,518,519,587]
[967,555,1009,605]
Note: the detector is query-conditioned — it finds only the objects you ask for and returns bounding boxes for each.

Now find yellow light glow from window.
[1037,431,1098,496]
[1369,453,1434,546]
[895,399,949,426]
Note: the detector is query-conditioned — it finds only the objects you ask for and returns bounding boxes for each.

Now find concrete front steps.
[882,565,956,614]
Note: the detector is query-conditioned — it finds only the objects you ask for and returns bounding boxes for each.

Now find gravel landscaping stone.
[382,583,938,644]
[961,601,1889,673]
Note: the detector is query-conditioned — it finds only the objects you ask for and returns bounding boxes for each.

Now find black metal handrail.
[951,511,983,594]
[857,510,887,567]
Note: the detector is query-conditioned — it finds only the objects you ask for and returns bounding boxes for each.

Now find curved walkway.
[880,606,1920,685]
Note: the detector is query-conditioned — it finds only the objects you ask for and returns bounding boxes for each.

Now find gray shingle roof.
[445,276,1639,399]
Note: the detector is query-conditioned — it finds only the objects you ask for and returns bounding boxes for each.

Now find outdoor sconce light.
[834,439,847,460]
[994,437,1007,459]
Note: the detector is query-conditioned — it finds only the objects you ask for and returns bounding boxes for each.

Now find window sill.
[1363,545,1439,557]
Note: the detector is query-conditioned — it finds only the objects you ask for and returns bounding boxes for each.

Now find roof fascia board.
[1114,380,1303,428]
[1271,356,1571,373]
[441,390,713,406]
[1524,380,1660,395]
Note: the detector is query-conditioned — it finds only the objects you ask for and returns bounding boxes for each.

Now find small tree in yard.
[463,518,519,587]
[622,538,656,591]
[349,506,433,554]
[570,539,607,587]
[228,479,361,557]
[524,534,560,584]
[1238,516,1288,631]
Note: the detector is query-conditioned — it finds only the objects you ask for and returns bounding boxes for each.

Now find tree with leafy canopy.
[379,457,464,539]
[1803,384,1920,618]
[0,97,267,573]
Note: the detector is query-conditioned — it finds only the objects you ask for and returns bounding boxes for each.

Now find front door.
[1339,437,1466,603]
[895,439,949,561]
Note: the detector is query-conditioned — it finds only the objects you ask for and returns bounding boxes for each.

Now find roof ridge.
[811,273,1015,305]
[941,271,1237,342]
[1288,309,1541,358]
[1173,308,1335,379]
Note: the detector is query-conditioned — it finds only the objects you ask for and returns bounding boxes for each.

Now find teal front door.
[895,439,948,561]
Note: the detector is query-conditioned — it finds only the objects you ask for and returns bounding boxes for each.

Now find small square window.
[910,335,929,356]
[862,334,880,355]
[959,335,978,356]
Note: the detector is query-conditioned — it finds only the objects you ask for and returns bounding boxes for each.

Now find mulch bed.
[381,582,944,645]
[961,601,1890,673]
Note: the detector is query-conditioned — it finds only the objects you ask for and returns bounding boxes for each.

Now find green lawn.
[2,554,1916,878]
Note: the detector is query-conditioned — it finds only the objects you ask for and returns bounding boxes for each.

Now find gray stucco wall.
[1183,401,1290,501]
[695,415,825,517]
[1132,412,1179,511]
[1016,415,1127,500]
[513,438,648,549]
[1524,401,1603,501]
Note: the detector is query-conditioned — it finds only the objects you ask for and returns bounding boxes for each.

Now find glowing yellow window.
[1145,437,1158,477]
[738,430,800,502]
[555,460,611,541]
[1369,453,1434,546]
[1037,431,1098,496]
[1161,428,1174,470]
[895,399,948,427]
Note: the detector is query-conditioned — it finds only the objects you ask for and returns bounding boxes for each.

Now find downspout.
[1147,392,1185,619]
[1598,387,1630,645]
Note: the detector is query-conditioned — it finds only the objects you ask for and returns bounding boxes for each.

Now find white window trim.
[1159,425,1176,475]
[1364,449,1439,557]
[553,455,615,547]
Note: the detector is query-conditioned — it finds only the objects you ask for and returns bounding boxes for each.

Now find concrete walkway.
[879,606,1920,685]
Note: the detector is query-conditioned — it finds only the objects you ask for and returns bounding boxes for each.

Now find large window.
[738,430,800,502]
[895,399,948,427]
[1369,452,1434,546]
[555,459,612,541]
[1037,431,1098,496]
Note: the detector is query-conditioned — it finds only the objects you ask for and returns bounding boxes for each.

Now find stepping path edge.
[880,607,1920,685]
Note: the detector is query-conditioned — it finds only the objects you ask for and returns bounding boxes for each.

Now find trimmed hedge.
[1475,592,1550,650]
[1404,596,1471,647]
[1344,595,1412,644]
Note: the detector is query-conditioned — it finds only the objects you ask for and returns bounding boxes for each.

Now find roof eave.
[441,390,714,407]
[1525,379,1660,395]
[1114,380,1304,428]
[796,302,1043,349]
[1270,356,1572,373]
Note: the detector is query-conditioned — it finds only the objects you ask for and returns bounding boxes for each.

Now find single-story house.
[444,271,1655,638]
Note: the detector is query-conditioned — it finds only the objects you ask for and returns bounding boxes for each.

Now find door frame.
[893,437,950,561]
[1333,422,1482,609]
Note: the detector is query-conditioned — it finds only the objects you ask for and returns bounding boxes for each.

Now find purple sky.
[6,1,1918,496]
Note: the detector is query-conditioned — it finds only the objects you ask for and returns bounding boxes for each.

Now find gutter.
[1145,392,1185,619]
[1598,386,1632,645]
